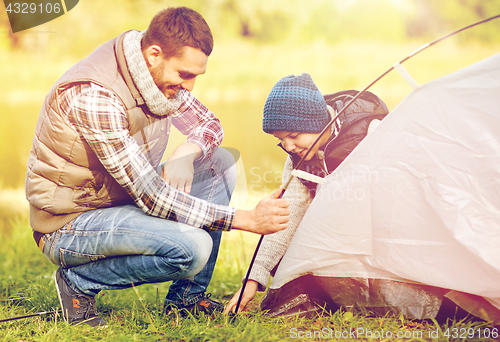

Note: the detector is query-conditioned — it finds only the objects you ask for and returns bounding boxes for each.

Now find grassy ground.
[1,217,499,342]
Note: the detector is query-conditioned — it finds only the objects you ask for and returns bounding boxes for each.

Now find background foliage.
[1,0,499,193]
[3,0,500,50]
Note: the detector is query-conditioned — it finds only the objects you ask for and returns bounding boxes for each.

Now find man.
[25,7,289,327]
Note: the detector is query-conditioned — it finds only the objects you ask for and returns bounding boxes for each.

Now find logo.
[4,0,79,33]
[198,300,210,308]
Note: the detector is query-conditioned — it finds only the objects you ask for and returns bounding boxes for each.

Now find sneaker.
[54,268,107,327]
[166,293,224,317]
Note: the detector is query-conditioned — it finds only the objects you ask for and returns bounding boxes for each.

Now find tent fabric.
[261,276,448,320]
[263,53,500,321]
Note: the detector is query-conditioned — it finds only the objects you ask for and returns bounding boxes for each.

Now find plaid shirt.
[60,82,235,231]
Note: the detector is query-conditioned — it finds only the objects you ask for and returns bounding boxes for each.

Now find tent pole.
[0,310,60,323]
[234,13,500,315]
[234,235,264,313]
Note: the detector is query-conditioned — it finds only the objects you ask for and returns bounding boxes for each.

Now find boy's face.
[272,131,330,161]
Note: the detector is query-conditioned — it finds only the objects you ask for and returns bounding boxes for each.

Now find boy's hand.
[224,280,259,314]
[233,188,289,235]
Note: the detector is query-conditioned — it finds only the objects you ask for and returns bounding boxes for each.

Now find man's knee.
[211,147,236,170]
[211,147,237,191]
[182,229,213,278]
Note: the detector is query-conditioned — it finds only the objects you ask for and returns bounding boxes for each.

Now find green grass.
[1,218,498,341]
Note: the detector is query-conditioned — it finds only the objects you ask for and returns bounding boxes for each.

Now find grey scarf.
[122,30,182,116]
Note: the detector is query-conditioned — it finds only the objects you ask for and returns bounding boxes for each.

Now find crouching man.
[25,7,289,327]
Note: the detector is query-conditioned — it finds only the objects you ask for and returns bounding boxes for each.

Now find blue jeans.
[41,147,236,307]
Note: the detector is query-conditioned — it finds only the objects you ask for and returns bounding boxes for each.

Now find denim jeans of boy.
[41,147,236,307]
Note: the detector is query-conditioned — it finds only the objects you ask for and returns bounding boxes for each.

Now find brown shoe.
[165,293,224,317]
[54,268,107,327]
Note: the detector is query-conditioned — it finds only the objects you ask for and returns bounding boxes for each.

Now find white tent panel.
[271,53,500,310]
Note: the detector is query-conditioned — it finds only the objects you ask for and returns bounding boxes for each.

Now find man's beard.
[150,62,182,115]
[150,62,169,95]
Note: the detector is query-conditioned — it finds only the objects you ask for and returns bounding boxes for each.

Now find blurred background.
[1,0,499,233]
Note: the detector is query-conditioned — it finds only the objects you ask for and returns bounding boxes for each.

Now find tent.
[260,52,500,324]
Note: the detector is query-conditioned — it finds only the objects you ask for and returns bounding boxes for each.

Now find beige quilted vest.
[26,31,171,232]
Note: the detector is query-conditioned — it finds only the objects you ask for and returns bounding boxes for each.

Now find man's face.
[272,131,329,161]
[149,46,208,98]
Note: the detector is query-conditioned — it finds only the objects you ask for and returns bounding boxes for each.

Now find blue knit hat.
[262,73,329,134]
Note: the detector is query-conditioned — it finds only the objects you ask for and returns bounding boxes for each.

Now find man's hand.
[224,280,259,314]
[162,142,201,193]
[232,187,289,235]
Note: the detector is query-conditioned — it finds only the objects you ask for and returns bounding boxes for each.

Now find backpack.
[288,90,389,197]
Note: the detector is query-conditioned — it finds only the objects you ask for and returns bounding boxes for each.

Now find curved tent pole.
[234,13,500,314]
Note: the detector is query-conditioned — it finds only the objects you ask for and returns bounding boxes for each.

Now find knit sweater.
[248,156,312,291]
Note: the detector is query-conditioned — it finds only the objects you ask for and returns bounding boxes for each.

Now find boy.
[225,73,388,313]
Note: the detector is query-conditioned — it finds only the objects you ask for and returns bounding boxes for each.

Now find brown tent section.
[261,275,500,324]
